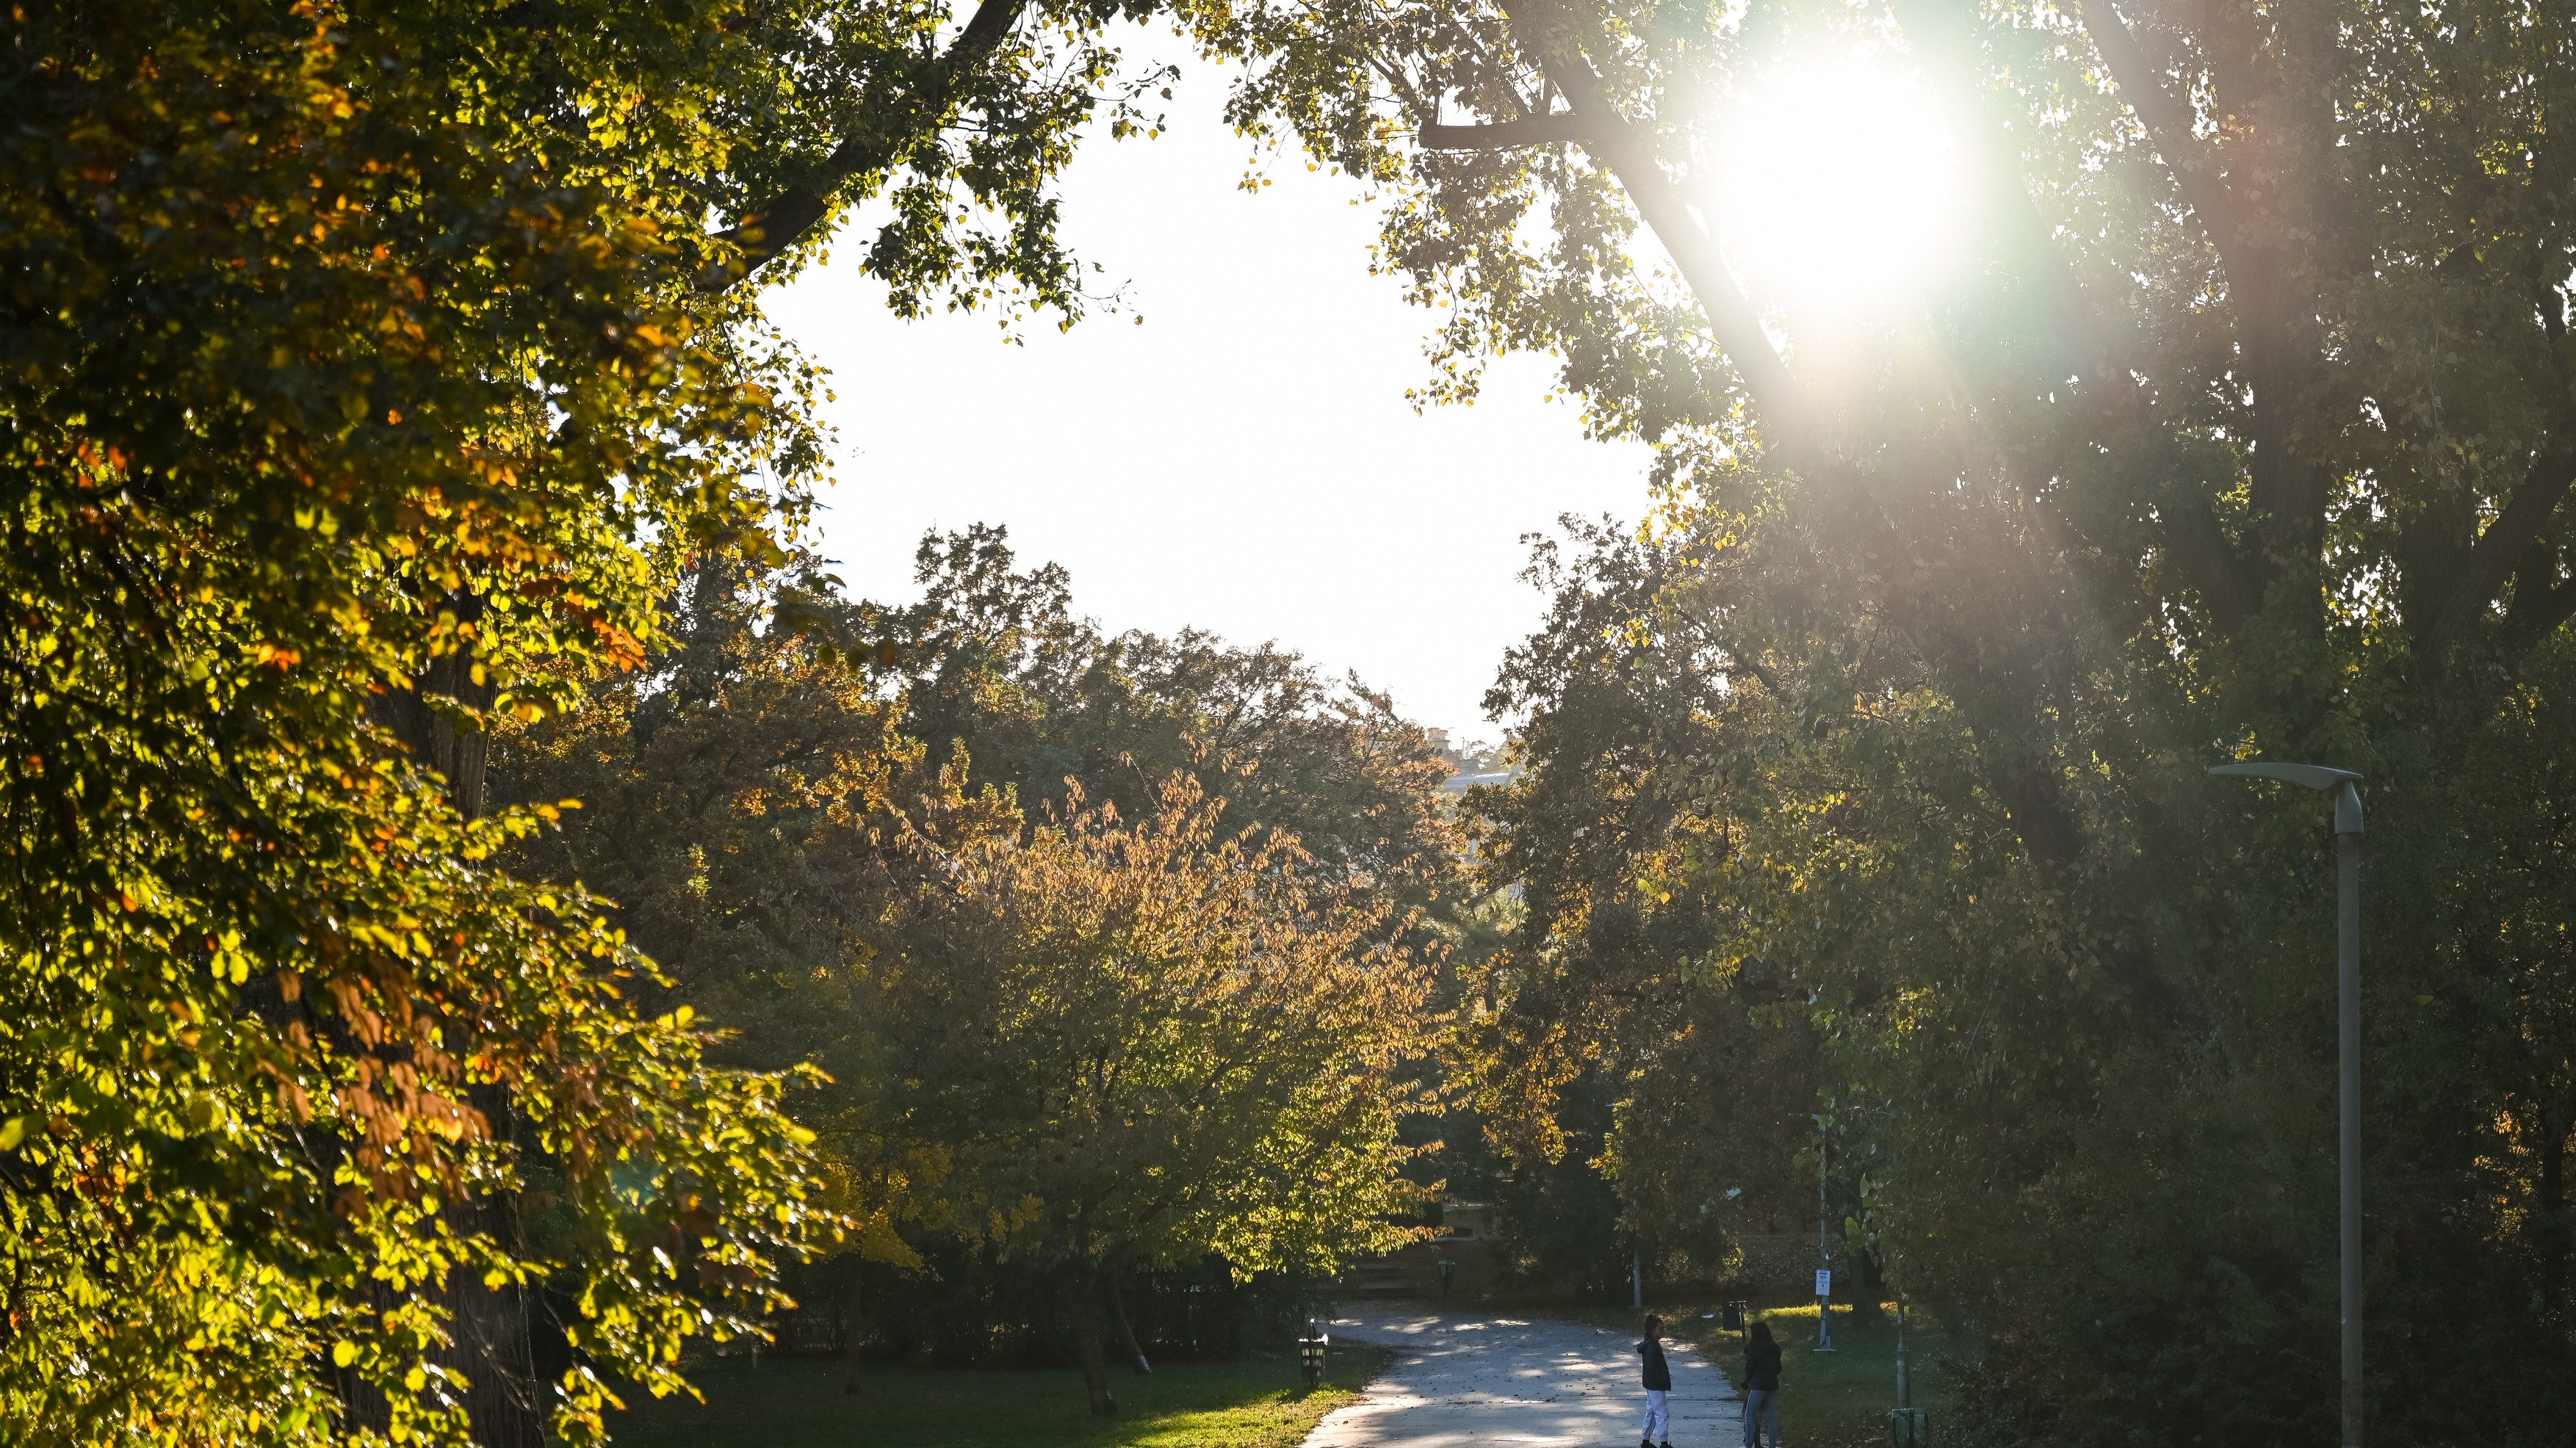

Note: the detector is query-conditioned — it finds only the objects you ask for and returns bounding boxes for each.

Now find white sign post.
[1814,1268,1832,1299]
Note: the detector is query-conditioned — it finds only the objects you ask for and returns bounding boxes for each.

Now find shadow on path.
[1307,1303,1743,1448]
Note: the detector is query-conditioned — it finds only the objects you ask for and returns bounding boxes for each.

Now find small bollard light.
[1888,1407,1928,1448]
[1299,1330,1329,1389]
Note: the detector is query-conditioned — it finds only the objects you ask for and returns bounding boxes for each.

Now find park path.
[1305,1303,1742,1448]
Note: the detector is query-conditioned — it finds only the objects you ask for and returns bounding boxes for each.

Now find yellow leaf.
[332,1340,358,1368]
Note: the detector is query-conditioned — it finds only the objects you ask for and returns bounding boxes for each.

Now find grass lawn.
[605,1342,1399,1448]
[1551,1300,1953,1448]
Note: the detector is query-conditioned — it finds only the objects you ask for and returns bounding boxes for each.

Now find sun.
[1708,52,1965,332]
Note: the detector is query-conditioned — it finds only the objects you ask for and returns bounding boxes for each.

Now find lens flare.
[1709,54,1964,330]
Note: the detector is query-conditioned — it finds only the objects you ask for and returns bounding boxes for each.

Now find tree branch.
[1724,657,1783,697]
[2426,438,2576,656]
[1419,115,1601,150]
[1486,0,2085,864]
[2077,1,2249,273]
[1894,0,2261,635]
[704,0,1031,294]
[1486,4,1808,434]
[2506,577,2576,659]
[2080,1,2321,565]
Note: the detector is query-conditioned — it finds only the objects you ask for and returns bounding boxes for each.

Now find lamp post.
[1864,1101,1924,1447]
[2209,761,2364,1448]
[1814,1109,1836,1353]
[1298,1301,1330,1391]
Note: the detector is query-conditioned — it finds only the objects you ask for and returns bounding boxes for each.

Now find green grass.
[1551,1300,1952,1448]
[605,1342,1399,1448]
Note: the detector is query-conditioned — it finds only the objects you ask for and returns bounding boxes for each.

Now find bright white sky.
[761,47,1654,742]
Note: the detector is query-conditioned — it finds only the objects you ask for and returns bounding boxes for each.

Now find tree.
[495,535,1463,1397]
[863,526,1465,914]
[1465,498,2576,1440]
[494,552,960,1329]
[10,0,1384,1433]
[1460,520,1822,1281]
[494,529,1466,1093]
[0,0,1258,1433]
[1161,0,2576,1438]
[495,556,920,1028]
[862,778,1433,1416]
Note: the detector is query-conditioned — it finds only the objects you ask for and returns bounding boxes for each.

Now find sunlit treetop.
[1194,0,2576,801]
[0,0,1227,1439]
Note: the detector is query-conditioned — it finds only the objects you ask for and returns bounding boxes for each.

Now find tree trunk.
[2541,1107,2569,1328]
[344,1096,544,1447]
[369,606,545,1448]
[842,1256,867,1395]
[1852,1251,1886,1325]
[377,637,494,819]
[1064,1264,1119,1417]
[437,1162,547,1448]
[1108,1267,1152,1375]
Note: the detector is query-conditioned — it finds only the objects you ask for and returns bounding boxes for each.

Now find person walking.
[1637,1314,1675,1448]
[1741,1320,1783,1448]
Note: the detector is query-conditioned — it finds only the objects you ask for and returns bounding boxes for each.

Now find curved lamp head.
[2209,761,2364,835]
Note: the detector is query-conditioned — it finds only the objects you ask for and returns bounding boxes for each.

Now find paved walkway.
[1307,1303,1743,1448]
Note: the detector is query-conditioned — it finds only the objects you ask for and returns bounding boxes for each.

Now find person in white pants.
[1637,1315,1674,1448]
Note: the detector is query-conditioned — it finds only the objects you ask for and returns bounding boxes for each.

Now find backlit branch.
[1893,0,2259,634]
[1479,0,2082,864]
[706,0,1032,293]
[2426,438,2576,657]
[2077,1,2251,267]
[1484,0,1807,432]
[2080,0,2323,568]
[1419,115,1599,148]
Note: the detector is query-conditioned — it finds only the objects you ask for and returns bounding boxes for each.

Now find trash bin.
[1888,1407,1928,1447]
[1437,1259,1457,1296]
[1720,1300,1747,1331]
[1299,1331,1330,1389]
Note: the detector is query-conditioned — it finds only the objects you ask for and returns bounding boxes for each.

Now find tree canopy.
[493,533,1455,1413]
[1171,0,2576,1440]
[862,777,1433,1413]
[2,0,1226,1439]
[20,0,2576,1441]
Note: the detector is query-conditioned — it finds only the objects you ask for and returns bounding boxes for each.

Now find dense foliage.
[1172,0,2576,1442]
[24,0,2576,1441]
[862,777,1433,1413]
[495,532,1454,1413]
[1,0,1229,1439]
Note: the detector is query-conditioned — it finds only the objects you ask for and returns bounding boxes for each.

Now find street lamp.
[1814,1109,1836,1353]
[1297,1302,1330,1391]
[2208,760,2364,1448]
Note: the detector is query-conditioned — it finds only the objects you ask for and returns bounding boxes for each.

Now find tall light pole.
[1814,1109,1836,1353]
[1886,1123,1911,1419]
[2209,761,2364,1448]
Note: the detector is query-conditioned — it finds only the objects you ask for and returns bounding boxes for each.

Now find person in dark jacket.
[1637,1314,1675,1448]
[1741,1320,1782,1448]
